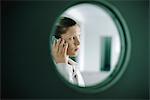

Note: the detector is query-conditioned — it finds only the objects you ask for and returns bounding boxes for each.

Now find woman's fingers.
[58,39,64,54]
[52,39,56,47]
[57,38,68,56]
[55,38,61,52]
[52,38,60,56]
[64,42,68,55]
[51,38,68,64]
[53,38,68,57]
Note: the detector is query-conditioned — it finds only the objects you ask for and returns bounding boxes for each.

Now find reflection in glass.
[52,3,122,87]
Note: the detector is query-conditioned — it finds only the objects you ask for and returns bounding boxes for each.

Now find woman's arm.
[56,63,73,83]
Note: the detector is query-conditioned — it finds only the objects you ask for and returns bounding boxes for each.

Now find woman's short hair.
[54,17,77,39]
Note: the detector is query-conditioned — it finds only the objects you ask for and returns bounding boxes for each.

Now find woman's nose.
[75,37,80,46]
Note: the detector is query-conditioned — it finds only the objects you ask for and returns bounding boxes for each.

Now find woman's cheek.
[68,43,72,50]
[67,40,75,50]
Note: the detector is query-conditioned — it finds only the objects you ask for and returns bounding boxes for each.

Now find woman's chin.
[68,51,78,57]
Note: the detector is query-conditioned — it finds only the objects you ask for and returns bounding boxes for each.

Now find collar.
[68,58,78,66]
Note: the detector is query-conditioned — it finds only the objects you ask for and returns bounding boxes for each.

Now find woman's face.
[61,25,80,56]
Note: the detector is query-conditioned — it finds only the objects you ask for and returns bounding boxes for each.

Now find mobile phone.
[51,36,58,45]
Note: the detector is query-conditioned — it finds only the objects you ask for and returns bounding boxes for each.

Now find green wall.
[1,0,149,99]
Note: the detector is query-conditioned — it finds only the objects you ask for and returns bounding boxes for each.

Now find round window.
[49,1,131,93]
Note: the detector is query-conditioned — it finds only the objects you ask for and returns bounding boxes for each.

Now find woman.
[51,17,85,87]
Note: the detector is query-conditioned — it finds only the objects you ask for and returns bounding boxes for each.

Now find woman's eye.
[68,37,74,40]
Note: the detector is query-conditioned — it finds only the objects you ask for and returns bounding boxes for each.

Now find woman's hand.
[52,38,68,64]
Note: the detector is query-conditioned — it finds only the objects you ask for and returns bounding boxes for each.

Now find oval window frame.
[49,0,131,93]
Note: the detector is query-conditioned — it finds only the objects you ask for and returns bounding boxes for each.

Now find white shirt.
[55,58,85,87]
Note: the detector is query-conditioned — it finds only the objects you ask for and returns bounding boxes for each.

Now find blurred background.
[61,3,121,86]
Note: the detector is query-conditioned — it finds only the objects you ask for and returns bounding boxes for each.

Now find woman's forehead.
[61,25,80,38]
